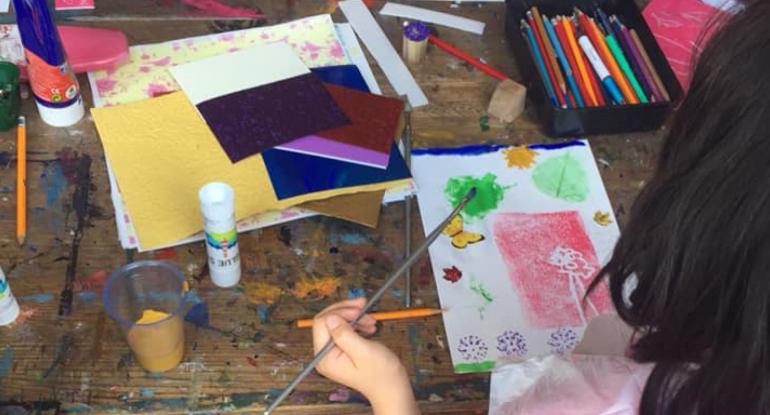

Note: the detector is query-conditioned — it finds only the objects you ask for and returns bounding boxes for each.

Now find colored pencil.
[582,50,608,106]
[296,307,444,329]
[562,16,598,106]
[578,34,624,104]
[587,13,637,103]
[613,17,659,102]
[532,8,567,99]
[630,28,670,102]
[427,34,509,81]
[16,116,25,246]
[605,29,647,103]
[553,17,592,106]
[544,17,584,107]
[522,20,558,106]
[576,9,636,104]
[528,11,566,107]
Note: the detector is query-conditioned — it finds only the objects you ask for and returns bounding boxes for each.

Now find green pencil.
[605,34,648,103]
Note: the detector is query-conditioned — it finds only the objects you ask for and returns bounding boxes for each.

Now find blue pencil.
[543,17,584,108]
[521,20,557,106]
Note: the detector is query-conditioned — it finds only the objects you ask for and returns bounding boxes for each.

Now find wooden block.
[487,79,527,123]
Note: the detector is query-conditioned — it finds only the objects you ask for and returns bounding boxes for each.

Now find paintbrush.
[402,98,413,308]
[264,186,478,415]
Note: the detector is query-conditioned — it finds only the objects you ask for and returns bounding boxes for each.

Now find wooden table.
[0,1,663,413]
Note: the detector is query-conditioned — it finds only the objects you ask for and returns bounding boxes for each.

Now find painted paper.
[262,144,411,200]
[87,14,349,107]
[92,92,411,250]
[412,141,620,373]
[643,0,729,89]
[169,44,349,162]
[277,65,397,168]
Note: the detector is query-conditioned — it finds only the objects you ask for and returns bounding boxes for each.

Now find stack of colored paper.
[89,15,415,251]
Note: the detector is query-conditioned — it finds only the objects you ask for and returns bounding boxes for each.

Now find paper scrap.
[380,2,485,35]
[339,0,428,107]
[335,23,382,95]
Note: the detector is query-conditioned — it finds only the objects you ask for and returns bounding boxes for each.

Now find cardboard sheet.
[300,190,385,228]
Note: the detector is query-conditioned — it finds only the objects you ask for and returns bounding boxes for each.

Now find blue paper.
[263,144,411,200]
[310,65,370,93]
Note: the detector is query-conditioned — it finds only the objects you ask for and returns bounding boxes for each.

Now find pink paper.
[643,0,728,89]
[493,211,613,329]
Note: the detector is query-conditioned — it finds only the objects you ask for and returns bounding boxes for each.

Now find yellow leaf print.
[502,146,539,169]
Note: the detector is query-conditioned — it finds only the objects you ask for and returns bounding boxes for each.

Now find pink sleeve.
[490,355,653,415]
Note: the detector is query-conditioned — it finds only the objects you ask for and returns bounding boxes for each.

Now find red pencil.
[554,17,592,106]
[427,34,509,81]
[527,11,566,107]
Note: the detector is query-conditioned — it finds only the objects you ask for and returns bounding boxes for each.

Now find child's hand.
[313,298,420,415]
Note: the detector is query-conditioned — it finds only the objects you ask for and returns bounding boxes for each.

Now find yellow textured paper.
[93,92,409,250]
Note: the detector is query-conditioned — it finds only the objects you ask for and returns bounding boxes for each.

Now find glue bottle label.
[0,266,19,325]
[203,219,241,287]
[24,49,80,105]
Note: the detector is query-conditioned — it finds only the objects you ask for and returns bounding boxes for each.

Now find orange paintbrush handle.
[16,116,26,246]
[296,308,443,329]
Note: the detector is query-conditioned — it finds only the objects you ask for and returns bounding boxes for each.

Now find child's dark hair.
[588,2,770,414]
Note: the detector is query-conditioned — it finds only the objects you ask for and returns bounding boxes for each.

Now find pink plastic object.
[11,25,128,79]
[61,26,128,73]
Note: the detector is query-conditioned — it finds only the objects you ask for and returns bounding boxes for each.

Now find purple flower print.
[457,335,488,361]
[547,327,578,354]
[496,330,528,357]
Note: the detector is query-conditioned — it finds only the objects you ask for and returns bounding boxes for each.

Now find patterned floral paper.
[88,14,349,107]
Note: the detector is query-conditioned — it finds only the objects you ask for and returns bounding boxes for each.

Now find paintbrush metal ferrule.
[264,187,478,414]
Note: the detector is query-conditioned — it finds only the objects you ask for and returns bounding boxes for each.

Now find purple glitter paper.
[404,21,429,41]
[196,73,350,163]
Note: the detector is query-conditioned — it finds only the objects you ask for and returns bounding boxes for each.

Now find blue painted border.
[412,140,585,156]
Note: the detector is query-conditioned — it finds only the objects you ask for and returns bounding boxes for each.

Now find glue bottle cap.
[198,182,235,221]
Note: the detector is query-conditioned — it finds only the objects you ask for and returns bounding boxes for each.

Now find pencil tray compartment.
[505,0,682,137]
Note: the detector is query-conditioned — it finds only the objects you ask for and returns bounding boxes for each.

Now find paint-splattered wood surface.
[0,0,663,413]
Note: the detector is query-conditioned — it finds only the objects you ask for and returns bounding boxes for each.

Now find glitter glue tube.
[12,0,84,126]
[0,266,20,325]
[199,182,241,288]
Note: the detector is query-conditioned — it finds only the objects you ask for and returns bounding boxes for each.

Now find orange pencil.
[16,116,25,246]
[561,16,598,107]
[576,9,637,104]
[532,8,567,99]
[296,307,443,329]
[555,17,593,106]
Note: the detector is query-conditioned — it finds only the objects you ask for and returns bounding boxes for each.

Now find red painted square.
[493,211,612,328]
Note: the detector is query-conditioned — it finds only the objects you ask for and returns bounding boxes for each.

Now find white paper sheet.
[380,2,485,35]
[412,141,620,373]
[168,43,309,104]
[339,0,428,107]
[335,23,382,95]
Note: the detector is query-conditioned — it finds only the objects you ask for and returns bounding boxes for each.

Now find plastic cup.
[103,260,186,372]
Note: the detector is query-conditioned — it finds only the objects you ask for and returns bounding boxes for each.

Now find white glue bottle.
[0,266,20,325]
[199,182,241,288]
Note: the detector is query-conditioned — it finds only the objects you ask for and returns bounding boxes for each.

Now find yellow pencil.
[16,116,25,246]
[296,307,444,329]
